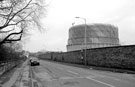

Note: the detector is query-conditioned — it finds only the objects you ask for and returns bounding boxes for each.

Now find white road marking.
[86,77,115,87]
[87,72,121,81]
[101,76,121,81]
[67,70,79,75]
[46,62,119,81]
[60,77,73,80]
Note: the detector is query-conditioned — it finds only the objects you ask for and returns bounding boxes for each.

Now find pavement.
[0,60,29,87]
[13,65,30,87]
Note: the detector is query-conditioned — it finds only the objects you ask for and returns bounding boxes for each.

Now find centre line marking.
[86,77,115,87]
[67,70,79,75]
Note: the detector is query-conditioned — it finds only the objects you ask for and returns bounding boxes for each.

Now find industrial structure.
[67,23,119,52]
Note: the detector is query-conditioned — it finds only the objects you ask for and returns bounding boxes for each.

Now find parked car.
[30,58,40,66]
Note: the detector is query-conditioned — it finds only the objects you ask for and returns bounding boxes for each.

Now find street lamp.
[75,17,87,65]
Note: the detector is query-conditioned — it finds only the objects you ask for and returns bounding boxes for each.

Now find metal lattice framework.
[67,24,119,51]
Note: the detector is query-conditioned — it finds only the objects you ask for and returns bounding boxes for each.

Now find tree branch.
[5,33,23,43]
[0,27,15,33]
[0,0,32,30]
[0,0,45,45]
[0,29,23,44]
[6,0,32,25]
[4,6,13,25]
[7,10,34,26]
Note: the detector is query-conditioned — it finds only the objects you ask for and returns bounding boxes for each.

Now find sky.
[23,0,135,52]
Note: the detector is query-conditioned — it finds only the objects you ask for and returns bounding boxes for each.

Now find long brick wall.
[39,45,135,71]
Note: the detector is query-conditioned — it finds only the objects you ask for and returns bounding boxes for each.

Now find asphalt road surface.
[30,60,135,87]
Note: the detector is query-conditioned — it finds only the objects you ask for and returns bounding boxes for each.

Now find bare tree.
[0,0,46,45]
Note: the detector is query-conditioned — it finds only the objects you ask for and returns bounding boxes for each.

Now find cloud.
[24,0,135,52]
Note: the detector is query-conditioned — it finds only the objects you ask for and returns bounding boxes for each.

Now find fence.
[0,60,22,76]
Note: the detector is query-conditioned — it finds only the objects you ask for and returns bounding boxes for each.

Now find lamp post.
[75,17,87,65]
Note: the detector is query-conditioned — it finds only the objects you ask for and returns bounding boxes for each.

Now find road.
[29,60,135,87]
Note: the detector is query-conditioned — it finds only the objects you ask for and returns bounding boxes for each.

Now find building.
[67,23,119,52]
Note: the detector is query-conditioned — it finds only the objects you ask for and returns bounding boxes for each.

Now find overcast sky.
[23,0,135,52]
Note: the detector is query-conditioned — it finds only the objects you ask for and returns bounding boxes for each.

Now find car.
[30,58,40,66]
[29,57,32,62]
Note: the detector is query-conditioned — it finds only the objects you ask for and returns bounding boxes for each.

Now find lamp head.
[75,17,80,18]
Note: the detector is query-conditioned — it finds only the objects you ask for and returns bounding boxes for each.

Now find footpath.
[1,60,29,87]
[13,63,30,87]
